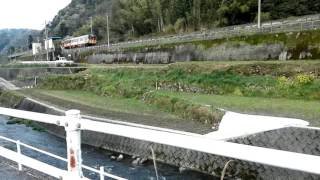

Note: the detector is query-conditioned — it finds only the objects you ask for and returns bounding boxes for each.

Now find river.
[0,116,216,180]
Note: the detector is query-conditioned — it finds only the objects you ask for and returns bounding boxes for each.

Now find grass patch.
[24,89,223,125]
[39,61,320,101]
[28,89,174,118]
[20,89,213,133]
[0,90,24,108]
[158,91,320,126]
[144,92,224,125]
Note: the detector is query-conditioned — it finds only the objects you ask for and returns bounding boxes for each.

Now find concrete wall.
[0,68,86,81]
[0,67,86,87]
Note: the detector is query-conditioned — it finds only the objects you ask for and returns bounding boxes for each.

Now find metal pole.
[150,147,159,180]
[90,17,93,35]
[34,76,37,87]
[65,110,84,179]
[45,21,49,61]
[107,15,110,47]
[258,0,261,29]
[100,166,104,180]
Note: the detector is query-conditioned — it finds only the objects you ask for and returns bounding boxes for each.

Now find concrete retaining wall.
[0,68,86,81]
[0,67,86,87]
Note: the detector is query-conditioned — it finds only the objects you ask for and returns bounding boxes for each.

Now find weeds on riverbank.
[37,61,320,124]
[143,92,224,125]
[0,90,24,108]
[7,118,46,132]
[39,62,320,100]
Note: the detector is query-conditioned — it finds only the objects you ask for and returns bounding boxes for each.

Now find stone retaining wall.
[81,43,284,64]
[229,127,320,179]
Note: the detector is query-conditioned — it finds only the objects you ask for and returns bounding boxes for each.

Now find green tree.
[58,22,69,36]
[28,35,33,50]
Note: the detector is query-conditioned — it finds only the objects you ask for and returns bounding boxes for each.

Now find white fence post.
[100,166,104,180]
[65,110,84,179]
[16,140,22,171]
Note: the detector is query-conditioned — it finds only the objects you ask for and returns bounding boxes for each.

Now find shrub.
[101,85,117,96]
[0,90,24,108]
[144,92,223,125]
[294,74,315,86]
[233,87,243,96]
[277,76,290,88]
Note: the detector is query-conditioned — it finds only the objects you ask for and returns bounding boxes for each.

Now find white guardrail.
[0,107,320,179]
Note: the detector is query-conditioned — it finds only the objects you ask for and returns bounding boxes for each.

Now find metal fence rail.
[0,107,319,179]
[63,14,320,54]
[0,145,69,179]
[0,136,126,180]
[0,108,126,180]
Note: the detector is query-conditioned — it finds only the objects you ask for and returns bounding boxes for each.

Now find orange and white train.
[61,34,97,49]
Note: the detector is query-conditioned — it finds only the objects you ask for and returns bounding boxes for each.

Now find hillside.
[49,0,320,43]
[0,29,40,56]
[48,0,113,42]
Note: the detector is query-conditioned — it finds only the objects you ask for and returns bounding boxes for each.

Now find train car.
[61,34,97,49]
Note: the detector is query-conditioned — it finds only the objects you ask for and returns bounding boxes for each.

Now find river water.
[0,116,215,180]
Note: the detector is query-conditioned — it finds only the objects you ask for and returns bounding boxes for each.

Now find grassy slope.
[28,89,172,117]
[22,88,320,127]
[20,89,212,134]
[32,60,320,128]
[157,91,320,126]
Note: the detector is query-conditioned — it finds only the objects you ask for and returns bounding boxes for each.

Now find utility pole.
[258,0,261,29]
[90,17,93,35]
[107,15,110,47]
[45,21,49,61]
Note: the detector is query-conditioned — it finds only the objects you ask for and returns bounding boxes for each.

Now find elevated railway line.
[63,13,320,54]
[9,14,320,60]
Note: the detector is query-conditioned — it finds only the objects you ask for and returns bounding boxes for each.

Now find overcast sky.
[0,0,71,30]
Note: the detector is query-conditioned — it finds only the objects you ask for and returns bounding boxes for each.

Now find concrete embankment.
[1,90,320,179]
[0,67,86,87]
